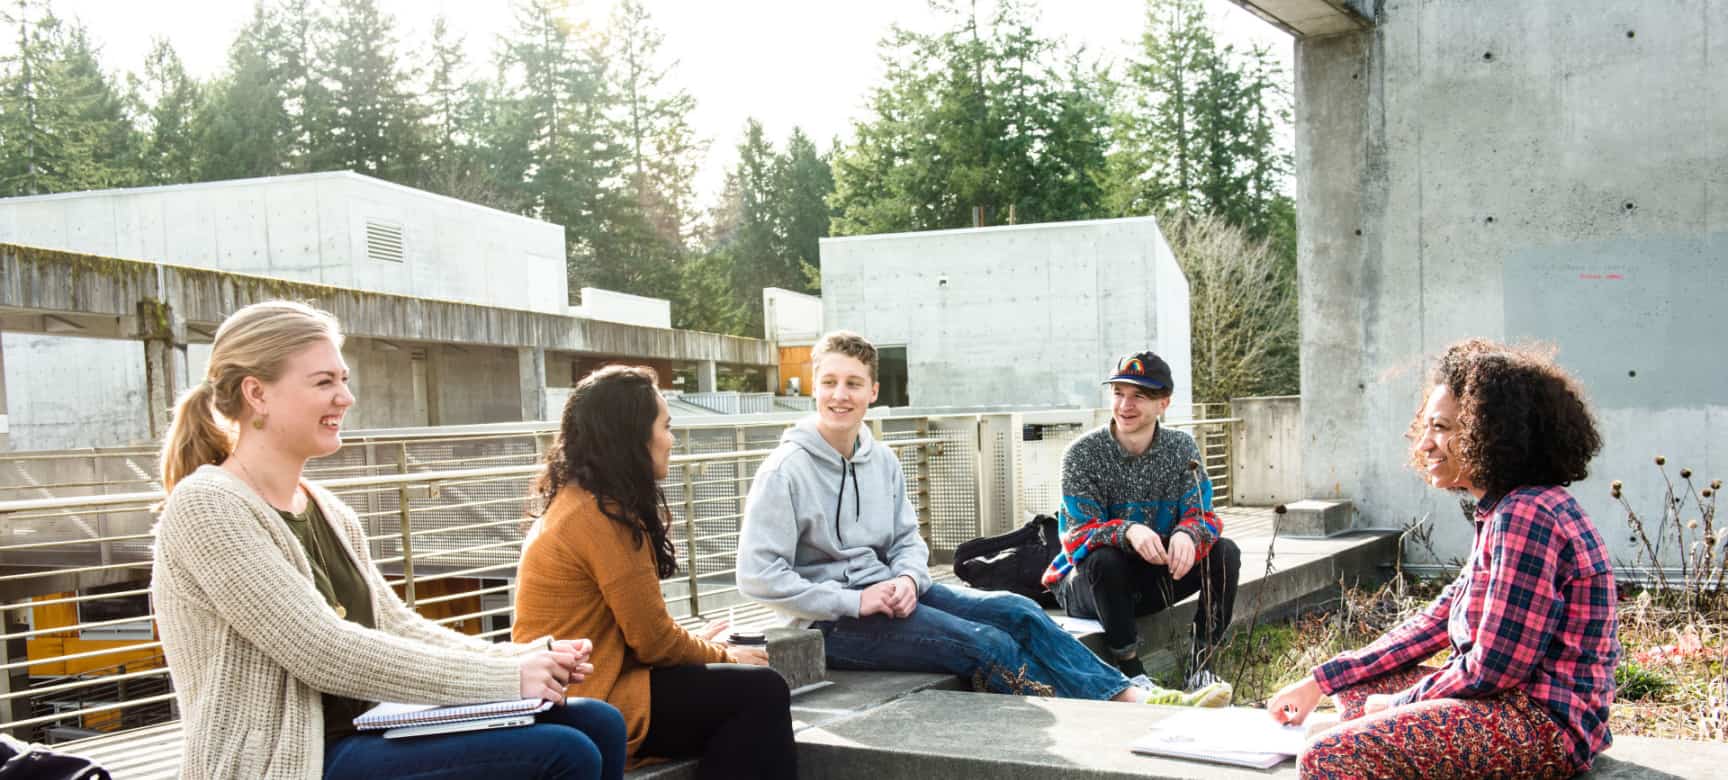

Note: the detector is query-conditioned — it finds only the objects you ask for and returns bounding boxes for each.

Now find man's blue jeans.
[323,698,626,780]
[813,583,1130,700]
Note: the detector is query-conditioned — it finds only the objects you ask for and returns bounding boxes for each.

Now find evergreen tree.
[416,15,498,202]
[312,0,424,180]
[695,120,835,337]
[609,0,701,249]
[1105,0,1290,241]
[774,128,834,287]
[0,0,62,195]
[830,0,1107,235]
[489,0,622,302]
[0,3,142,194]
[196,2,295,180]
[135,38,201,184]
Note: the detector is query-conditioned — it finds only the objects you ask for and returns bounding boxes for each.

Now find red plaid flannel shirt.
[1313,486,1620,772]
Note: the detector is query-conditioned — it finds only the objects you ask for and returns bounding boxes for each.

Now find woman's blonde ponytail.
[158,382,230,495]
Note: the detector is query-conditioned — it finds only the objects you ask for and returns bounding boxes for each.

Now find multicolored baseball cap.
[1104,351,1174,392]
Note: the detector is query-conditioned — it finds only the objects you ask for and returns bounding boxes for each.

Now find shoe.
[1185,668,1229,693]
[1133,676,1232,708]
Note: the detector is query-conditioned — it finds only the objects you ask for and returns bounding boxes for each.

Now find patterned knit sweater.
[152,465,546,779]
[1040,423,1222,587]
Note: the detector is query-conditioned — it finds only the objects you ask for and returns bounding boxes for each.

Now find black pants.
[640,664,796,780]
[1059,537,1241,672]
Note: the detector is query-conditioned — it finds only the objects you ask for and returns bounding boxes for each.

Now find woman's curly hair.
[1408,339,1602,500]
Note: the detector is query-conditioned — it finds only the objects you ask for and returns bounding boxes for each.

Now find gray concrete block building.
[0,174,775,450]
[1254,0,1726,567]
[820,217,1194,415]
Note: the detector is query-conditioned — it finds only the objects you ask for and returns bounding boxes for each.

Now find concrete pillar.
[0,335,8,448]
[764,365,780,396]
[518,347,548,421]
[696,360,718,393]
[140,298,188,442]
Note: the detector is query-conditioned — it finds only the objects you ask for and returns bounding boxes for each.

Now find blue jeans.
[814,582,1129,700]
[324,698,627,780]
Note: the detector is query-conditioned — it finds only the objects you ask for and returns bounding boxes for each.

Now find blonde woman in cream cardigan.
[151,301,625,780]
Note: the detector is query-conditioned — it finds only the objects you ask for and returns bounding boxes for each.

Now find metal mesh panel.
[1018,421,1088,518]
[916,418,980,556]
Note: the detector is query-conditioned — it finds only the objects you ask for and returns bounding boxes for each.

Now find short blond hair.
[811,330,878,381]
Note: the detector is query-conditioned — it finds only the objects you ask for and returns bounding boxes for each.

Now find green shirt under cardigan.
[277,499,376,743]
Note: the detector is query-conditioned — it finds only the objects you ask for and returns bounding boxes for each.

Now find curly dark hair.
[533,365,678,579]
[1408,339,1602,501]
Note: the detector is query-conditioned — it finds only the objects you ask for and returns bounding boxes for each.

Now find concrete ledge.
[1073,529,1400,677]
[797,690,1728,779]
[1279,499,1354,538]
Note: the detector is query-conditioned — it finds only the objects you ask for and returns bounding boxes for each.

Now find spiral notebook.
[1129,707,1306,769]
[354,698,554,732]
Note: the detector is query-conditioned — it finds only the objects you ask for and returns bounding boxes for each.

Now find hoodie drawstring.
[834,461,848,543]
[832,460,866,542]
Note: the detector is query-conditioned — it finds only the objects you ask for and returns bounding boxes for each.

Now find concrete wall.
[0,172,568,314]
[430,344,525,426]
[763,287,823,344]
[571,288,672,329]
[820,218,1193,415]
[1231,396,1303,507]
[1,334,149,449]
[1295,0,1726,563]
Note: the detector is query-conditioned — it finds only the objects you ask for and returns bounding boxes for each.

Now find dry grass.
[1212,578,1728,743]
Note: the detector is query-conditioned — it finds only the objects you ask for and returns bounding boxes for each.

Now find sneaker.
[1185,668,1229,693]
[1132,676,1232,708]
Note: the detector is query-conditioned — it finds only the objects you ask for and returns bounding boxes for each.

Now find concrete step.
[796,689,1728,779]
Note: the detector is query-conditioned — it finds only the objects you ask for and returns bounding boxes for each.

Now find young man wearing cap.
[738,332,1231,707]
[1041,351,1242,691]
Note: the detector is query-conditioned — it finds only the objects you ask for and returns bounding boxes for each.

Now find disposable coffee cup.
[728,630,766,648]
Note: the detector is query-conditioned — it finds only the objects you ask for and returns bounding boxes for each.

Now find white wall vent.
[365,220,405,263]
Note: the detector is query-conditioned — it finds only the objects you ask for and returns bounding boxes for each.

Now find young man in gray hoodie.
[737,331,1230,706]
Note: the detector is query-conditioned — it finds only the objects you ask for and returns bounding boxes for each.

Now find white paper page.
[1051,615,1104,635]
[1142,707,1308,756]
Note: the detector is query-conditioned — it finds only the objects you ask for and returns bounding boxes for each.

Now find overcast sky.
[52,0,1292,203]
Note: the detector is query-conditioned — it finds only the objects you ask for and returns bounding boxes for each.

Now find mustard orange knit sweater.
[513,485,730,760]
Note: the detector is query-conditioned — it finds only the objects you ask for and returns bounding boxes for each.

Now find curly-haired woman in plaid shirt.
[1267,340,1620,779]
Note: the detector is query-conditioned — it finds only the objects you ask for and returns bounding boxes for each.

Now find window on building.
[876,346,909,407]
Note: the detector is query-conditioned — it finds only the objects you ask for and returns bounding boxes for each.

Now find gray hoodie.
[737,416,933,627]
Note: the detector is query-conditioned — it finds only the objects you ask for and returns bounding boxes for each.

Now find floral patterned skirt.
[1299,666,1574,779]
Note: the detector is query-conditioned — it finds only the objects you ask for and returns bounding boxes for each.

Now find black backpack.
[953,514,1062,608]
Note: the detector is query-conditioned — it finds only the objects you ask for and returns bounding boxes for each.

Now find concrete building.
[0,171,567,314]
[763,287,822,397]
[0,175,778,451]
[820,217,1193,415]
[1244,0,1726,565]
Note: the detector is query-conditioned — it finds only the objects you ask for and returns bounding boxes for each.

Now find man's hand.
[860,580,899,617]
[886,575,919,618]
[1167,532,1197,580]
[1126,524,1167,565]
[1363,694,1395,716]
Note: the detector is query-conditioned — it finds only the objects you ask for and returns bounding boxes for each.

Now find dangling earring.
[251,415,266,431]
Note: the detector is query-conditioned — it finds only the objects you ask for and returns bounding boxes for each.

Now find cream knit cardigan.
[151,465,547,779]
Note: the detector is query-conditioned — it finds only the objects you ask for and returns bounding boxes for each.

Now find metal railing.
[0,408,1242,742]
[0,431,943,742]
